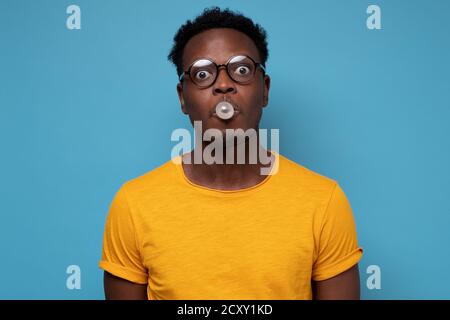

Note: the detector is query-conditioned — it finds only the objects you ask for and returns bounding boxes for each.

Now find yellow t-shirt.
[99,152,363,300]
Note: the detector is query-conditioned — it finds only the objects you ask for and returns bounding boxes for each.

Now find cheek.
[241,86,264,114]
[184,90,213,119]
[184,89,202,110]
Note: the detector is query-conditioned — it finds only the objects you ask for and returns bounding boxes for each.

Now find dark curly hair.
[167,6,269,77]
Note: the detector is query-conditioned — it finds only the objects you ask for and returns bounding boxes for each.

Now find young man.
[99,7,363,300]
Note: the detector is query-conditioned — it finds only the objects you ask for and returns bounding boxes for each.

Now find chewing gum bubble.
[215,101,234,120]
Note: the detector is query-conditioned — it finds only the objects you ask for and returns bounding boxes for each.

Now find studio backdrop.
[1,0,449,299]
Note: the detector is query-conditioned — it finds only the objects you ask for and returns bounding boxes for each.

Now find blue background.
[1,0,449,299]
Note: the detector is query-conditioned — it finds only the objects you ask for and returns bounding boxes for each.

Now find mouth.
[211,98,240,120]
[212,109,240,120]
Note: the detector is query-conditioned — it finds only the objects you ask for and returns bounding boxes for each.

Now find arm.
[312,264,361,300]
[100,185,149,300]
[104,271,148,300]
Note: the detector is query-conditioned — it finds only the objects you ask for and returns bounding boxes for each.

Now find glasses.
[179,55,266,88]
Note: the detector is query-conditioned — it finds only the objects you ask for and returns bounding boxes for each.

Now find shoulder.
[276,153,338,196]
[119,158,179,201]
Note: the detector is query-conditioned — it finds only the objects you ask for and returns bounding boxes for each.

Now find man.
[99,7,363,300]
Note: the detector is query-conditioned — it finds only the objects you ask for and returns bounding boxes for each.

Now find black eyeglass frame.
[178,55,266,88]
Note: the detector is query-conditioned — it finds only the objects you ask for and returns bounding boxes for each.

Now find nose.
[213,66,236,95]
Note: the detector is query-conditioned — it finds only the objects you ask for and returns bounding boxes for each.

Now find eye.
[234,65,251,75]
[194,70,212,80]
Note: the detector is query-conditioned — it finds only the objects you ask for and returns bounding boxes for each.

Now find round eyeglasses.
[179,55,266,88]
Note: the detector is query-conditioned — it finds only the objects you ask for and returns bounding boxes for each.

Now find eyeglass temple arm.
[259,64,266,74]
[179,71,188,82]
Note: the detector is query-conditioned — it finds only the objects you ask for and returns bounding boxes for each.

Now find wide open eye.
[228,56,255,82]
[194,70,213,80]
[189,59,216,85]
[234,65,251,76]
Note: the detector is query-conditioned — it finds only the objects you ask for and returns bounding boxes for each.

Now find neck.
[181,133,274,190]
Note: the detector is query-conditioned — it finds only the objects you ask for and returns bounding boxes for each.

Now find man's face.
[176,28,270,135]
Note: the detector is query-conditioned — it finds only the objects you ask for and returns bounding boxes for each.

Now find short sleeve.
[312,183,363,281]
[99,183,148,284]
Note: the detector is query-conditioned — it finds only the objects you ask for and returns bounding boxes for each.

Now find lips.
[211,97,240,118]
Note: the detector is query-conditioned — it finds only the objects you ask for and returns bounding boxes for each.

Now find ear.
[262,74,271,108]
[176,83,189,115]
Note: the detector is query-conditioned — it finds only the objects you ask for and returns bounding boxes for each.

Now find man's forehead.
[182,28,260,67]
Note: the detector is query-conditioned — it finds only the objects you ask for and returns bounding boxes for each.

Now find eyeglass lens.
[189,55,256,87]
